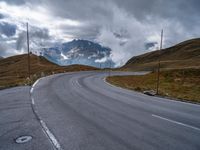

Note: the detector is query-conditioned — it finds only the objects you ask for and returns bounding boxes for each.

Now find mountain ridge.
[122,38,200,71]
[41,39,114,68]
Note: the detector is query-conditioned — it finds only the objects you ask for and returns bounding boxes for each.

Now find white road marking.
[103,77,200,107]
[103,77,115,88]
[30,78,63,150]
[152,114,200,132]
[103,77,125,90]
[166,98,200,107]
[40,120,62,150]
[30,87,34,94]
[76,80,81,87]
[31,97,35,105]
[32,79,40,88]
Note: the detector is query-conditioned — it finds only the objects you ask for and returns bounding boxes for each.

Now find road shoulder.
[0,86,54,150]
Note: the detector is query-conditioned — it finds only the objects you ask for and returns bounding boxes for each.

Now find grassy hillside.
[107,68,200,103]
[122,38,200,71]
[0,54,98,89]
[110,38,200,103]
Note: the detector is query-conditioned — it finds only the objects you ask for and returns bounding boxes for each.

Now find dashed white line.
[30,78,62,150]
[152,114,200,132]
[75,80,82,87]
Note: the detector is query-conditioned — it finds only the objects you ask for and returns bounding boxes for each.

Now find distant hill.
[122,38,200,71]
[0,56,3,60]
[40,39,114,68]
[0,54,98,89]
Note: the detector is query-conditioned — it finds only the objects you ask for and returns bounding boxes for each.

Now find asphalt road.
[0,86,53,150]
[1,71,200,150]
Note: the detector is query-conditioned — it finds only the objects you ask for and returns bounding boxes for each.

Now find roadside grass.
[106,68,200,103]
[0,54,99,89]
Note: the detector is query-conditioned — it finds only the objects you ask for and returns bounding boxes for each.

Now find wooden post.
[156,29,163,95]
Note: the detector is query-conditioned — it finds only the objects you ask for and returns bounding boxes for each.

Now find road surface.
[0,86,53,150]
[1,71,200,150]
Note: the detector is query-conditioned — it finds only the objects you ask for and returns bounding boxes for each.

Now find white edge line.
[103,77,200,107]
[152,114,200,132]
[40,120,62,150]
[30,87,34,94]
[103,77,117,88]
[31,97,35,105]
[103,77,130,91]
[32,79,40,88]
[30,78,62,150]
[165,97,200,107]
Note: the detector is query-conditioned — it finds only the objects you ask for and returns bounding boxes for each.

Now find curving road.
[30,71,200,150]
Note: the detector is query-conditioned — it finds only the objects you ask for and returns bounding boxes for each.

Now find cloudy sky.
[0,0,200,66]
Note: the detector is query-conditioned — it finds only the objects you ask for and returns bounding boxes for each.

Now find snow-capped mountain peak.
[42,39,114,67]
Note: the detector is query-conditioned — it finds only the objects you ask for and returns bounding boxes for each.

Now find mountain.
[0,56,3,60]
[41,39,114,68]
[122,38,200,71]
[0,54,98,89]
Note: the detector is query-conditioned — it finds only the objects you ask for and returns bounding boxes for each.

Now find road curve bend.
[31,71,200,150]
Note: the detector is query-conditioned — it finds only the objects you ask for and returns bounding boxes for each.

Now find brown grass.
[107,68,200,103]
[122,38,200,71]
[0,54,99,89]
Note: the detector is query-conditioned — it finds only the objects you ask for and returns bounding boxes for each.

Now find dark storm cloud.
[110,0,200,26]
[0,13,5,19]
[41,0,200,48]
[0,41,16,56]
[60,23,100,41]
[16,31,26,50]
[0,0,25,5]
[43,0,200,25]
[0,22,17,37]
[2,0,200,39]
[16,27,50,50]
[30,26,50,40]
[42,0,113,21]
[145,42,158,50]
[0,43,8,56]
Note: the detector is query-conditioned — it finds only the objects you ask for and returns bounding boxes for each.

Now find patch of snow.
[68,47,80,54]
[79,54,84,57]
[61,52,69,60]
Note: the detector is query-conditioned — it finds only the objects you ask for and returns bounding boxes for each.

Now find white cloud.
[96,3,200,66]
[0,1,82,42]
[96,4,150,66]
[95,56,109,63]
[0,1,83,57]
